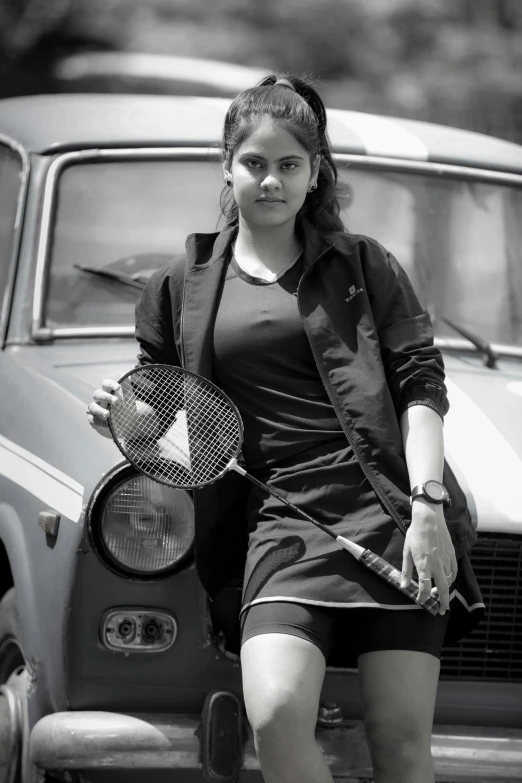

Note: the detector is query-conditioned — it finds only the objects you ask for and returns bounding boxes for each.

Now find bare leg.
[359,649,441,783]
[241,632,334,783]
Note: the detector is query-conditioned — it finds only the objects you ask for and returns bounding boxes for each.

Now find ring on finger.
[418,577,432,582]
[85,406,91,415]
[445,571,453,580]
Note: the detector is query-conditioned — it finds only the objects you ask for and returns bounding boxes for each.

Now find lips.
[257,198,285,203]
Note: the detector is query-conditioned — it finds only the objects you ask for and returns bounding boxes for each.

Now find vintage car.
[0,93,521,783]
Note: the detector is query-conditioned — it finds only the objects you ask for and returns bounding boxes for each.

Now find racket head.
[107,364,244,489]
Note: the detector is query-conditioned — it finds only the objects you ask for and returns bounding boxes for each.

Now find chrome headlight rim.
[87,462,194,581]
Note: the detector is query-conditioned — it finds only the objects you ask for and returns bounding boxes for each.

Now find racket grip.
[359,549,441,617]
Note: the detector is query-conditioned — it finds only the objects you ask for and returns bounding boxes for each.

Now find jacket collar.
[183,219,334,271]
[180,220,334,378]
[184,223,237,271]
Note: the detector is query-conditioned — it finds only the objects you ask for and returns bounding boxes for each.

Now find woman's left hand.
[400,499,458,614]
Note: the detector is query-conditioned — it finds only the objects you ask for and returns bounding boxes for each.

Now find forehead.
[235,116,309,157]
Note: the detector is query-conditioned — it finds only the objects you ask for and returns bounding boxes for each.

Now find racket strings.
[109,366,242,487]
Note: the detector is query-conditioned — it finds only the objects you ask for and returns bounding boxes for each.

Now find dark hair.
[220,74,346,236]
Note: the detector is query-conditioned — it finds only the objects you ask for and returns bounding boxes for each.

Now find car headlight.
[89,468,194,577]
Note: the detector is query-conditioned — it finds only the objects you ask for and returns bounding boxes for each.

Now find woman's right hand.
[87,379,121,439]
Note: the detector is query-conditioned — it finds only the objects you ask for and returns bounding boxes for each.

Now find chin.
[245,207,296,227]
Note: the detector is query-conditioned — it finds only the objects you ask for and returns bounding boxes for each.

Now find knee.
[246,685,316,745]
[364,713,431,768]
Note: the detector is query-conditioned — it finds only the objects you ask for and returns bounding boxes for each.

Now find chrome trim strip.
[0,133,30,348]
[32,150,92,333]
[33,326,135,341]
[335,153,522,186]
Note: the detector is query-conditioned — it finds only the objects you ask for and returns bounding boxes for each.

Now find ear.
[223,166,232,182]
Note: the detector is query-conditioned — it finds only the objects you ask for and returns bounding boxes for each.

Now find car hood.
[10,343,522,534]
[442,354,522,534]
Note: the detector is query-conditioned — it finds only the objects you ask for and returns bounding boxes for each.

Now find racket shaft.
[233,465,440,615]
[359,549,440,616]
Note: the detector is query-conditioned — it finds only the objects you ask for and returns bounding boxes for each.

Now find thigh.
[359,648,440,727]
[240,602,333,732]
[355,609,447,731]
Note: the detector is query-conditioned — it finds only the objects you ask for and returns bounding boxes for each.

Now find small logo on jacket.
[345,285,364,303]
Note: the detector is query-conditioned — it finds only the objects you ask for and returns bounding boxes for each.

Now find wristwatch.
[410,480,451,509]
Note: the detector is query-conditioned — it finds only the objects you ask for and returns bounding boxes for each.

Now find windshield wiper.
[438,314,498,369]
[74,264,146,290]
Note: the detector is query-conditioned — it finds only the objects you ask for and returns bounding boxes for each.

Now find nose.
[261,171,282,190]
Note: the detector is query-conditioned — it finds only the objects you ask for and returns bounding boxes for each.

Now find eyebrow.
[238,153,305,162]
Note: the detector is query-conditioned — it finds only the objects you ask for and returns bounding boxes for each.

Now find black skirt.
[240,438,484,646]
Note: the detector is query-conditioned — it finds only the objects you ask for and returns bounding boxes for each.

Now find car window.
[44,157,522,348]
[340,169,522,347]
[45,159,223,328]
[0,145,23,320]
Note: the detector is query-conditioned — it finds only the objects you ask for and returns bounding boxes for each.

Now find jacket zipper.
[179,257,188,368]
[296,245,408,535]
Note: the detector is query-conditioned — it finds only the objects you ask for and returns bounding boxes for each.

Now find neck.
[234,216,301,276]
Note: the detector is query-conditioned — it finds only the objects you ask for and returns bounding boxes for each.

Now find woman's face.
[227,117,318,229]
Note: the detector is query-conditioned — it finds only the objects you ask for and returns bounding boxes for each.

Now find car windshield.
[340,168,522,348]
[45,159,522,347]
[45,160,223,329]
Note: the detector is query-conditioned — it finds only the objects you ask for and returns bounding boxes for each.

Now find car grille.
[441,534,522,681]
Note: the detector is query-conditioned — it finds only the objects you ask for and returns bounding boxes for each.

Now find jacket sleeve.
[134,264,181,368]
[367,246,449,421]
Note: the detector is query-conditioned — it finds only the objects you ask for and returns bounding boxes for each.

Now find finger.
[433,566,450,614]
[89,401,111,421]
[415,572,433,605]
[443,564,455,586]
[400,548,413,588]
[87,413,113,438]
[442,559,457,587]
[93,389,119,406]
[102,379,121,397]
[449,552,458,585]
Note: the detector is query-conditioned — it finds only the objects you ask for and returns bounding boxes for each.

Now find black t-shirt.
[211,253,344,474]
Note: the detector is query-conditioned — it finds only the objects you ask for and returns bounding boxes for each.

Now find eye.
[245,159,263,169]
[282,162,298,171]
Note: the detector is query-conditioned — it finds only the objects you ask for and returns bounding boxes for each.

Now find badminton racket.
[107,364,441,616]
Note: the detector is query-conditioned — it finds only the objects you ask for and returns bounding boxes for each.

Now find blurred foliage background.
[1,0,521,142]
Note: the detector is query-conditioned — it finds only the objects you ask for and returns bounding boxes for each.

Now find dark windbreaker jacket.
[135,220,478,600]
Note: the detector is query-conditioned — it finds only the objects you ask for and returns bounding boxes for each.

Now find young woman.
[88,75,484,783]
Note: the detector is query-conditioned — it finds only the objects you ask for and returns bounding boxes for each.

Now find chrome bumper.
[30,711,522,781]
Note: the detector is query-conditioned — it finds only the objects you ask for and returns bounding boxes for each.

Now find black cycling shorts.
[240,600,451,663]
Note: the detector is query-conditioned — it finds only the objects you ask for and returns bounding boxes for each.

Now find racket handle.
[359,549,441,616]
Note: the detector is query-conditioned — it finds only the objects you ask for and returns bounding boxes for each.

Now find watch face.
[424,480,446,502]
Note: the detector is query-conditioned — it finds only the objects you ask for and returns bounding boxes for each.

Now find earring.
[224,174,232,186]
[308,182,317,192]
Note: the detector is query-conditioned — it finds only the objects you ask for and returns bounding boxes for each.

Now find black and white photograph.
[0,2,521,781]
